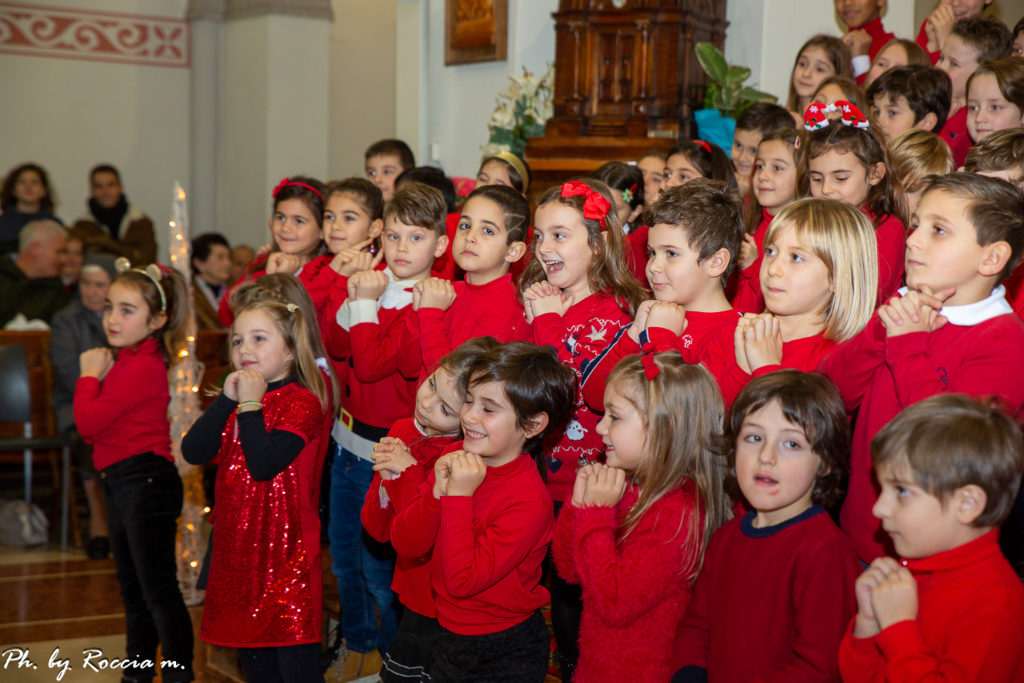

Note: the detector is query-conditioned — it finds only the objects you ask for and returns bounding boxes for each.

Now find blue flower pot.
[694,109,737,158]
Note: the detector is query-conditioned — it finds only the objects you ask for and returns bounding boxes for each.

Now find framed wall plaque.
[445,0,507,65]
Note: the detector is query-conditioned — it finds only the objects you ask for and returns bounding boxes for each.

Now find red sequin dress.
[200,382,328,647]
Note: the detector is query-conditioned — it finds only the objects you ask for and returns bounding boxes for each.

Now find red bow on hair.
[271,177,323,200]
[561,180,611,230]
[640,342,660,381]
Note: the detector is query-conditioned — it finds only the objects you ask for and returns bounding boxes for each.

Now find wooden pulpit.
[525,0,727,193]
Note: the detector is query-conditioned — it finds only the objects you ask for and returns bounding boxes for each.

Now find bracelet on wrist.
[237,400,262,410]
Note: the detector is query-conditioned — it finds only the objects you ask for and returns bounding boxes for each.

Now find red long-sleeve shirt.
[391,453,554,636]
[412,272,529,378]
[820,294,1024,562]
[531,293,631,502]
[554,483,703,683]
[855,16,895,62]
[868,209,906,307]
[731,208,773,314]
[625,224,650,286]
[74,338,172,470]
[939,107,972,169]
[361,420,460,618]
[839,530,1024,682]
[673,507,861,682]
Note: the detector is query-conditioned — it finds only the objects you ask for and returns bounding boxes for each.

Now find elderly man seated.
[0,219,69,326]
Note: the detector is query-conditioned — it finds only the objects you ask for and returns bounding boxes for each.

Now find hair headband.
[561,180,611,229]
[623,183,637,204]
[695,140,712,154]
[804,100,869,131]
[486,151,530,193]
[272,178,323,201]
[114,257,167,312]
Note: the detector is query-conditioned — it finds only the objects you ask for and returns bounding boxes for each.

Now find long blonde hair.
[606,353,730,582]
[764,198,878,342]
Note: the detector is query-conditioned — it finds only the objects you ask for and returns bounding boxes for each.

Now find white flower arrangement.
[483,64,554,158]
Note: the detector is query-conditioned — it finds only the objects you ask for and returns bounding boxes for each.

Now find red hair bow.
[561,180,611,230]
[640,342,660,381]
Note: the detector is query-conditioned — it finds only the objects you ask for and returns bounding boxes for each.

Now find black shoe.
[87,536,110,560]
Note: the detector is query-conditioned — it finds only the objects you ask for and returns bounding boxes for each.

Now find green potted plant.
[694,42,777,153]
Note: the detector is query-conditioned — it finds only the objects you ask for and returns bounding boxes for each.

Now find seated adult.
[49,257,115,559]
[191,232,231,330]
[72,164,156,264]
[229,244,255,286]
[0,220,69,326]
[0,162,62,256]
[61,231,85,298]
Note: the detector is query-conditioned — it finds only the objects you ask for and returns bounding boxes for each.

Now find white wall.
[0,0,190,262]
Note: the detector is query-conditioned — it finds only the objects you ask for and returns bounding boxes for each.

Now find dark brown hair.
[591,161,645,213]
[787,35,853,111]
[666,140,739,192]
[89,163,122,185]
[365,138,415,170]
[1,163,55,213]
[477,153,531,195]
[868,65,952,132]
[720,370,850,509]
[874,38,931,70]
[951,16,1013,63]
[735,102,796,136]
[464,184,530,244]
[646,178,745,283]
[113,264,190,363]
[463,342,578,457]
[326,177,384,222]
[920,172,1024,281]
[384,181,447,236]
[871,394,1024,527]
[812,75,869,113]
[964,127,1024,176]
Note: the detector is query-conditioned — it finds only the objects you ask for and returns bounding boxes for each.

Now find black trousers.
[431,611,550,683]
[237,643,323,683]
[101,453,194,682]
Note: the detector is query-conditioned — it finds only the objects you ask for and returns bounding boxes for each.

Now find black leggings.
[237,643,324,683]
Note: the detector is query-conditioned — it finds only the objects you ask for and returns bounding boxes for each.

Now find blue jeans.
[328,445,399,654]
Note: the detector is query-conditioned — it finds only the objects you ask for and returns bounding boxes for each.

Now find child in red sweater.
[802,106,907,306]
[821,172,1024,563]
[673,370,861,682]
[360,337,498,683]
[389,342,577,683]
[326,181,450,677]
[555,353,729,683]
[840,394,1024,681]
[581,178,744,411]
[409,184,531,378]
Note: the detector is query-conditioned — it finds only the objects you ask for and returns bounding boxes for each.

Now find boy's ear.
[504,240,527,264]
[433,234,450,259]
[368,219,383,240]
[979,240,1012,278]
[952,484,987,525]
[523,412,550,440]
[867,162,886,187]
[913,112,938,133]
[703,246,731,278]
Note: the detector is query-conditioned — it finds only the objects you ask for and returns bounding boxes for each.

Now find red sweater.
[554,483,704,683]
[839,531,1024,682]
[939,107,972,169]
[732,209,772,314]
[532,293,632,502]
[217,254,340,327]
[361,420,460,618]
[412,272,529,377]
[868,209,906,307]
[820,298,1024,562]
[855,16,894,62]
[915,19,942,65]
[673,507,861,682]
[74,338,171,470]
[625,224,650,286]
[390,454,554,636]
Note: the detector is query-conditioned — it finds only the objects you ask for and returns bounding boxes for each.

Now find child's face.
[231,308,293,383]
[835,0,884,29]
[323,192,381,255]
[365,154,404,201]
[596,381,647,472]
[735,399,821,527]
[937,34,981,102]
[663,153,704,189]
[646,223,707,304]
[872,93,920,142]
[533,202,597,300]
[461,378,532,466]
[271,198,321,257]
[382,217,447,281]
[731,128,763,180]
[103,281,165,349]
[454,196,519,282]
[476,160,515,190]
[761,225,834,319]
[807,149,882,209]
[865,43,909,89]
[966,72,1024,143]
[752,139,798,212]
[637,155,665,203]
[872,461,965,558]
[793,46,836,101]
[414,366,462,435]
[906,188,997,306]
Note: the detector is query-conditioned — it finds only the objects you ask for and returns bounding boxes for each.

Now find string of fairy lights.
[168,183,208,605]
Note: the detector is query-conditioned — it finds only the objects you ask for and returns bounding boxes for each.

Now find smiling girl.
[786,35,852,120]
